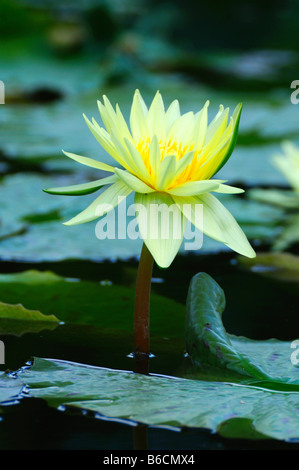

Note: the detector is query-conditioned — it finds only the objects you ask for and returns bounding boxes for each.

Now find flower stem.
[134,243,154,371]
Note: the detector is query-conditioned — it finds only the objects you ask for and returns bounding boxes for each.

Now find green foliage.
[0,270,185,338]
[14,356,299,441]
[0,301,59,336]
[186,272,299,386]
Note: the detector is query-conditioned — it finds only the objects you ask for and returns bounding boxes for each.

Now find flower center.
[137,137,195,163]
[137,137,205,187]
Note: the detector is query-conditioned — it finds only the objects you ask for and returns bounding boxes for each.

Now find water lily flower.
[45,90,255,268]
[273,141,299,194]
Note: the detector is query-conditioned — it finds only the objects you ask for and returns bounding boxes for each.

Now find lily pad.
[185,272,299,386]
[18,357,299,441]
[0,301,59,336]
[0,173,284,262]
[0,372,23,405]
[0,270,186,338]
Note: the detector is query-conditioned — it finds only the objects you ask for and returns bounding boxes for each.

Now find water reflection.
[133,424,148,450]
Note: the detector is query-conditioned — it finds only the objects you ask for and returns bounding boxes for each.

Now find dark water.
[1,252,299,450]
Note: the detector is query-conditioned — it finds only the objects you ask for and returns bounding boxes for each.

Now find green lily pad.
[0,173,284,262]
[185,272,299,386]
[0,270,185,338]
[0,372,23,405]
[0,301,59,336]
[19,357,299,441]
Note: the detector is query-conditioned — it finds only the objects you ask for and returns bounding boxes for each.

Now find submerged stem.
[134,243,154,371]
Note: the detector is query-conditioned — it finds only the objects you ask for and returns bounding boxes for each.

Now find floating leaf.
[0,270,185,338]
[0,373,23,405]
[0,301,59,336]
[0,174,284,262]
[20,357,299,441]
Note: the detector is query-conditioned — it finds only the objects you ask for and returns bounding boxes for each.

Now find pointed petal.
[63,181,132,226]
[204,106,229,153]
[135,192,186,268]
[167,180,220,196]
[97,95,117,132]
[98,98,133,144]
[165,99,180,133]
[155,154,177,190]
[213,183,244,194]
[167,112,194,145]
[130,90,149,141]
[175,151,194,176]
[147,91,166,139]
[83,114,121,164]
[149,134,161,181]
[43,174,118,196]
[205,105,224,137]
[108,130,135,171]
[114,168,154,193]
[62,150,115,173]
[97,100,113,132]
[115,104,134,142]
[193,100,209,149]
[194,123,233,180]
[173,194,225,243]
[170,151,195,188]
[174,192,255,258]
[123,137,151,182]
[211,103,242,177]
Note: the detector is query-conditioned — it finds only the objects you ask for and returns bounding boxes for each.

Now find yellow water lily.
[45,90,255,267]
[273,141,299,194]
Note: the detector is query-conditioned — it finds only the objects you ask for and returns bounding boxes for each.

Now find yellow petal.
[64,181,132,226]
[167,180,220,196]
[62,149,115,173]
[167,112,194,145]
[83,114,122,164]
[149,134,161,181]
[114,168,154,193]
[165,99,180,133]
[155,155,177,190]
[174,193,256,258]
[213,183,244,194]
[193,100,209,149]
[135,192,186,268]
[147,91,166,140]
[130,89,149,141]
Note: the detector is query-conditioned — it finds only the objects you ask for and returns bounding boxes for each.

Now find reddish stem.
[133,243,154,372]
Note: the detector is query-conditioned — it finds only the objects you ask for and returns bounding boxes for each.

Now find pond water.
[1,252,299,450]
[1,28,299,449]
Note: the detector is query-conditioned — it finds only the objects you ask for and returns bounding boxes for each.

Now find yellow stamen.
[136,136,215,188]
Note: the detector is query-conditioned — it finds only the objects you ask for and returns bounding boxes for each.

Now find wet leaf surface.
[15,356,299,441]
[186,273,299,386]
